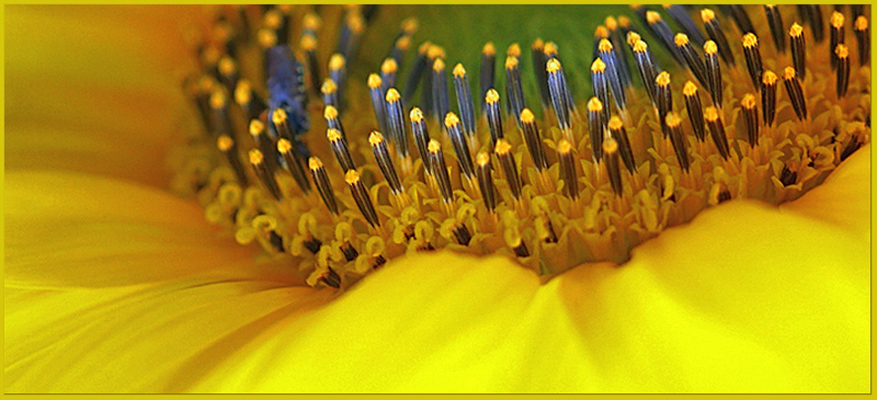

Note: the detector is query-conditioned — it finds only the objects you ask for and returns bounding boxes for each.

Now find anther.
[402,41,429,103]
[546,59,573,132]
[741,94,759,147]
[830,12,845,70]
[369,131,404,196]
[598,39,627,112]
[249,119,279,171]
[664,5,707,46]
[655,71,673,138]
[682,81,706,143]
[323,105,345,138]
[674,33,708,87]
[605,18,634,88]
[249,149,283,200]
[532,39,551,107]
[385,88,410,160]
[762,71,777,126]
[271,108,293,141]
[328,53,347,108]
[704,40,723,108]
[602,137,624,195]
[209,89,233,137]
[590,58,611,126]
[836,44,850,98]
[432,58,450,128]
[742,33,764,91]
[790,23,807,80]
[508,231,530,258]
[783,66,808,121]
[235,80,267,121]
[764,5,786,54]
[428,140,455,206]
[556,139,579,200]
[607,116,636,173]
[702,9,736,66]
[480,42,497,109]
[665,112,690,172]
[704,106,731,160]
[475,152,498,213]
[345,170,381,228]
[445,112,476,180]
[217,56,238,91]
[217,135,249,185]
[632,40,659,107]
[646,11,684,64]
[257,28,277,49]
[855,16,869,66]
[381,58,398,92]
[724,5,756,36]
[300,34,321,93]
[367,74,390,137]
[410,107,432,174]
[495,139,523,201]
[327,128,356,172]
[505,56,527,126]
[520,109,549,172]
[308,157,339,216]
[452,63,477,139]
[587,97,605,163]
[485,88,504,147]
[277,138,312,194]
[321,79,339,109]
[319,267,342,289]
[391,36,411,73]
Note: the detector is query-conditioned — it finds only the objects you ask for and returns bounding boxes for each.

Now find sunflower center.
[171,5,870,289]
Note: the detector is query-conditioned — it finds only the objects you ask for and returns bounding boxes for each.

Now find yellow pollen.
[402,17,419,34]
[603,136,619,153]
[532,38,544,50]
[395,36,411,50]
[272,108,287,124]
[742,33,758,48]
[656,71,671,86]
[557,139,573,154]
[385,88,401,103]
[418,41,432,55]
[347,14,365,34]
[742,94,756,109]
[329,54,345,71]
[368,73,382,89]
[495,138,512,155]
[248,149,264,165]
[831,12,845,29]
[249,120,265,136]
[543,41,558,56]
[633,40,648,53]
[836,44,849,58]
[427,139,441,153]
[217,135,234,151]
[520,108,535,123]
[381,58,398,74]
[476,151,490,166]
[856,16,868,31]
[608,115,623,130]
[308,157,323,170]
[546,58,562,73]
[301,34,317,51]
[605,16,618,30]
[646,11,662,24]
[790,23,804,37]
[410,107,424,122]
[683,81,698,96]
[486,88,500,104]
[264,10,282,29]
[618,15,631,28]
[303,13,320,31]
[277,138,293,154]
[507,43,521,57]
[505,56,520,70]
[209,90,226,109]
[598,39,613,52]
[482,42,496,56]
[327,128,343,142]
[427,45,445,59]
[591,58,606,73]
[704,106,720,122]
[627,31,642,46]
[444,112,460,128]
[323,105,338,120]
[321,79,337,94]
[587,97,603,112]
[369,131,385,146]
[345,169,361,185]
[665,112,682,128]
[453,63,466,77]
[701,9,716,22]
[257,29,277,48]
[595,26,609,39]
[433,57,445,71]
[704,40,718,54]
[763,70,778,85]
[783,66,797,80]
[674,33,689,47]
[218,57,236,76]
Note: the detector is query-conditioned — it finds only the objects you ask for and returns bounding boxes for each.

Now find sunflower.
[5,4,870,393]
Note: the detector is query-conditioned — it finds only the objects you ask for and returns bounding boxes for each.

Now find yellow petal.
[5,280,331,392]
[5,170,293,288]
[188,147,869,393]
[6,6,199,186]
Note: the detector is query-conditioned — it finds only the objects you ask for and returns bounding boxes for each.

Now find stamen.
[218,56,238,92]
[271,108,293,141]
[741,94,759,147]
[830,12,845,70]
[704,106,731,160]
[598,39,627,112]
[249,119,279,171]
[762,71,778,127]
[836,44,850,98]
[432,58,451,128]
[308,157,339,216]
[319,267,341,289]
[327,128,356,172]
[546,59,573,132]
[531,39,551,107]
[556,139,579,200]
[402,41,429,103]
[391,36,411,73]
[485,88,504,147]
[480,42,496,109]
[277,138,312,194]
[444,112,476,180]
[702,9,736,66]
[506,43,521,58]
[602,136,623,195]
[665,112,690,172]
[452,64,477,138]
[475,152,498,213]
[345,169,381,228]
[764,5,786,54]
[323,105,345,138]
[655,71,673,138]
[427,139,455,206]
[790,23,807,80]
[590,58,610,125]
[209,89,233,137]
[646,11,684,63]
[520,109,549,172]
[505,56,526,126]
[385,88,410,161]
[607,116,636,173]
[422,45,445,119]
[663,5,707,47]
[605,17,634,88]
[783,66,808,121]
[234,80,266,122]
[683,81,706,142]
[507,229,530,258]
[380,57,398,93]
[328,54,347,109]
[632,40,659,107]
[369,131,404,196]
[300,34,321,93]
[704,40,723,108]
[587,97,605,163]
[410,107,432,174]
[674,33,708,87]
[855,16,869,66]
[249,149,283,200]
[724,5,756,36]
[217,135,249,185]
[321,79,339,110]
[804,5,825,43]
[257,28,277,50]
[742,33,764,91]
[367,74,390,137]
[495,139,523,201]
